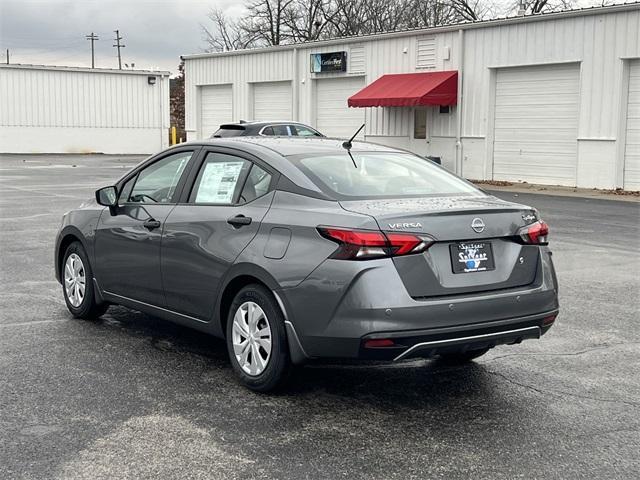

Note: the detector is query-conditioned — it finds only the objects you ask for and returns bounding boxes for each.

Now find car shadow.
[89,305,524,414]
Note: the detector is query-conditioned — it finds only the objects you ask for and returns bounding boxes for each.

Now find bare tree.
[202,7,258,52]
[322,0,370,37]
[244,0,296,46]
[283,0,337,42]
[201,0,587,53]
[510,0,576,15]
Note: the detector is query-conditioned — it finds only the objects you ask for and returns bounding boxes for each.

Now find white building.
[0,64,170,154]
[183,3,640,190]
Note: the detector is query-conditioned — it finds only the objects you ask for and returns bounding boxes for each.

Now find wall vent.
[416,36,436,69]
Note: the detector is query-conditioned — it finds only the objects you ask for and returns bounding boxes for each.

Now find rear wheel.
[438,347,491,365]
[226,284,291,392]
[62,242,108,319]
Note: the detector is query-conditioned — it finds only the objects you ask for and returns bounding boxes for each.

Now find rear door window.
[268,125,290,136]
[291,125,322,137]
[189,152,251,204]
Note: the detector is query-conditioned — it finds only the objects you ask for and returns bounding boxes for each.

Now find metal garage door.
[624,61,640,190]
[200,84,232,138]
[493,64,580,186]
[315,77,365,139]
[253,81,292,121]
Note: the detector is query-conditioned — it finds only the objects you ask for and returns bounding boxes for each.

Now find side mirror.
[95,186,118,207]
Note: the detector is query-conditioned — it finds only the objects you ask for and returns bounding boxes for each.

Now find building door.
[493,63,580,186]
[200,84,233,139]
[253,81,292,121]
[315,76,365,139]
[624,60,640,190]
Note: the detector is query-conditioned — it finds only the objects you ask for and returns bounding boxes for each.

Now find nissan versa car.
[55,137,559,391]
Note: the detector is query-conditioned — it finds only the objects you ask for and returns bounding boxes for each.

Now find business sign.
[310,52,347,73]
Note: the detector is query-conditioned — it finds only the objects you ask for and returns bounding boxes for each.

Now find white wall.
[461,9,640,188]
[0,65,170,154]
[183,4,640,189]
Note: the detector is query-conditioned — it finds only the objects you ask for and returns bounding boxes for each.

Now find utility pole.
[5,49,8,65]
[85,32,99,68]
[113,30,125,70]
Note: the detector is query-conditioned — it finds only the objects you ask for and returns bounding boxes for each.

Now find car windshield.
[293,152,481,198]
[212,126,245,138]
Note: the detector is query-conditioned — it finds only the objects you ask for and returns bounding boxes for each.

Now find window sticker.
[196,161,244,203]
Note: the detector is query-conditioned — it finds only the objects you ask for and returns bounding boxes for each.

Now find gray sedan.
[55,137,559,391]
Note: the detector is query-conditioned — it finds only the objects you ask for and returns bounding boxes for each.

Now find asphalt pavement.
[1,154,639,479]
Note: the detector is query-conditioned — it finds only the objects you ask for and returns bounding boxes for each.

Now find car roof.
[183,136,407,157]
[218,121,315,128]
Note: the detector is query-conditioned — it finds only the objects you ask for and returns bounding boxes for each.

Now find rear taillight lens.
[517,220,549,245]
[318,227,434,260]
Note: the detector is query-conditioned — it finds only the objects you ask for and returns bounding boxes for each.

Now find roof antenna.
[342,123,365,169]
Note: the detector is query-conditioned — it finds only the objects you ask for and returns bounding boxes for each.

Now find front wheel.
[62,242,108,319]
[226,284,291,392]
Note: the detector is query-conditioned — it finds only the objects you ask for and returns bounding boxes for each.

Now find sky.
[0,0,608,77]
[0,0,245,75]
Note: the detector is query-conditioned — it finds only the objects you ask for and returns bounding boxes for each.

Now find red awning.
[348,71,458,108]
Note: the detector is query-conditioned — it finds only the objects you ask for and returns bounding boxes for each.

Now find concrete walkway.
[474,181,640,203]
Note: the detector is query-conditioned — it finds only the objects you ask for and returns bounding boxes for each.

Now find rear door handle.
[143,219,161,230]
[227,215,252,227]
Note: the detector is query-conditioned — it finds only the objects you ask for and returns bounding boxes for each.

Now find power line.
[85,32,99,68]
[113,30,125,70]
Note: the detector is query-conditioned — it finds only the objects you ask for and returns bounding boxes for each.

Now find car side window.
[189,152,251,204]
[261,126,274,136]
[239,164,272,203]
[270,124,289,136]
[126,151,193,204]
[292,125,321,137]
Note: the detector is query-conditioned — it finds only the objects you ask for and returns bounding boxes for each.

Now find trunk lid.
[339,194,541,298]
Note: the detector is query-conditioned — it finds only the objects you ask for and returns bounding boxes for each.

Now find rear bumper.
[278,248,559,361]
[359,310,556,361]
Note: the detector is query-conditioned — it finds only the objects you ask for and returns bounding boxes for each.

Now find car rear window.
[292,152,480,199]
[212,126,245,138]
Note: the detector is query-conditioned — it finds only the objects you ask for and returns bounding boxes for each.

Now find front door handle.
[143,218,161,230]
[227,215,252,227]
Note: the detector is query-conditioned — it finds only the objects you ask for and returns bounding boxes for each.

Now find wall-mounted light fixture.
[147,76,157,85]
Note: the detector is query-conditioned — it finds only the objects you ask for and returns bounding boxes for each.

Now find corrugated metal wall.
[183,5,640,189]
[461,10,640,139]
[0,65,170,154]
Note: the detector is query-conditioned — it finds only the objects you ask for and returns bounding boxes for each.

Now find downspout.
[456,28,464,176]
[292,47,299,121]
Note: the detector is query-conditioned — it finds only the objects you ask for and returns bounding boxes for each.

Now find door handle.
[227,215,252,227]
[143,219,161,230]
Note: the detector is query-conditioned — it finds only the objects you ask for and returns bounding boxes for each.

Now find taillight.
[318,227,434,260]
[517,220,549,245]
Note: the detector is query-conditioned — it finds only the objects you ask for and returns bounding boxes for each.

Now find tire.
[61,242,108,320]
[438,347,491,365]
[225,284,291,392]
